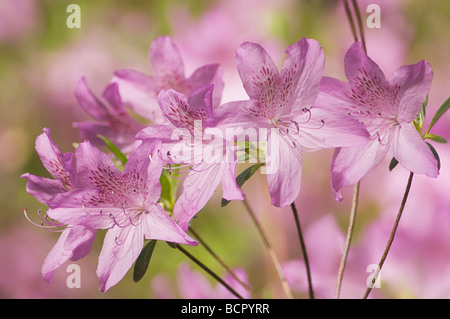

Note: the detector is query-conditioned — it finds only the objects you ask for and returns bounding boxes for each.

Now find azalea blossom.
[112,36,224,125]
[217,38,370,207]
[73,77,145,153]
[21,128,96,283]
[315,41,439,200]
[137,84,244,231]
[45,140,197,291]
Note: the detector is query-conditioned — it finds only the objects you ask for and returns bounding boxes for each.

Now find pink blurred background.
[1,0,449,298]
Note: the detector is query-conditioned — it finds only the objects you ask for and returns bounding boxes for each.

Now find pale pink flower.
[316,42,439,200]
[112,36,224,125]
[218,38,369,207]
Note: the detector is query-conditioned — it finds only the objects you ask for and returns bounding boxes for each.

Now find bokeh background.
[1,0,449,299]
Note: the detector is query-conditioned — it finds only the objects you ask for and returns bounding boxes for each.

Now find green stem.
[290,202,314,299]
[363,172,414,299]
[176,244,244,299]
[343,0,358,43]
[188,228,260,299]
[243,199,294,299]
[351,0,367,53]
[334,182,360,299]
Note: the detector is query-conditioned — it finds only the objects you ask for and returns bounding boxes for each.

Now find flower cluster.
[22,35,440,292]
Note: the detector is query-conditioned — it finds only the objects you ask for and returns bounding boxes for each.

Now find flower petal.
[111,69,166,124]
[390,123,439,177]
[296,108,370,150]
[187,64,224,108]
[173,162,224,230]
[35,128,73,187]
[331,139,388,201]
[41,226,96,282]
[266,132,303,207]
[388,60,433,123]
[73,141,122,190]
[187,84,214,121]
[149,36,185,84]
[344,41,387,89]
[124,140,163,205]
[235,41,279,102]
[221,162,245,201]
[142,204,197,245]
[97,225,144,292]
[74,77,109,121]
[314,76,353,110]
[21,173,66,204]
[283,37,325,114]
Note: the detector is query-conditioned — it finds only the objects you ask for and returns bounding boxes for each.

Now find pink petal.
[101,82,124,112]
[21,173,66,204]
[235,41,279,101]
[124,140,163,205]
[73,141,122,190]
[283,37,325,114]
[42,226,96,282]
[221,162,245,201]
[142,204,197,245]
[149,36,185,84]
[74,77,109,121]
[214,100,267,129]
[266,132,303,207]
[35,128,73,186]
[173,162,225,230]
[331,139,389,201]
[388,60,433,123]
[390,123,439,177]
[296,108,370,150]
[47,190,117,228]
[111,69,166,124]
[158,89,194,130]
[187,84,214,121]
[97,225,144,292]
[314,76,353,110]
[344,42,387,92]
[187,64,224,108]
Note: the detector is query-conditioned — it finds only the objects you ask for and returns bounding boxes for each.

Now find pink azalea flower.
[46,140,197,291]
[217,38,370,207]
[21,128,74,204]
[315,42,439,200]
[112,36,224,125]
[21,128,96,283]
[137,84,244,231]
[73,77,145,153]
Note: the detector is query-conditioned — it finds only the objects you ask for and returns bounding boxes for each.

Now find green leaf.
[97,135,128,166]
[221,163,264,207]
[389,157,399,171]
[414,95,428,133]
[425,97,450,135]
[133,240,157,283]
[423,133,447,144]
[159,170,178,211]
[426,142,441,171]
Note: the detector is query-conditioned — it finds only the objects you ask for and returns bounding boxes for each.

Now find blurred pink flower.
[283,214,367,299]
[0,0,37,43]
[73,77,144,153]
[112,36,224,125]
